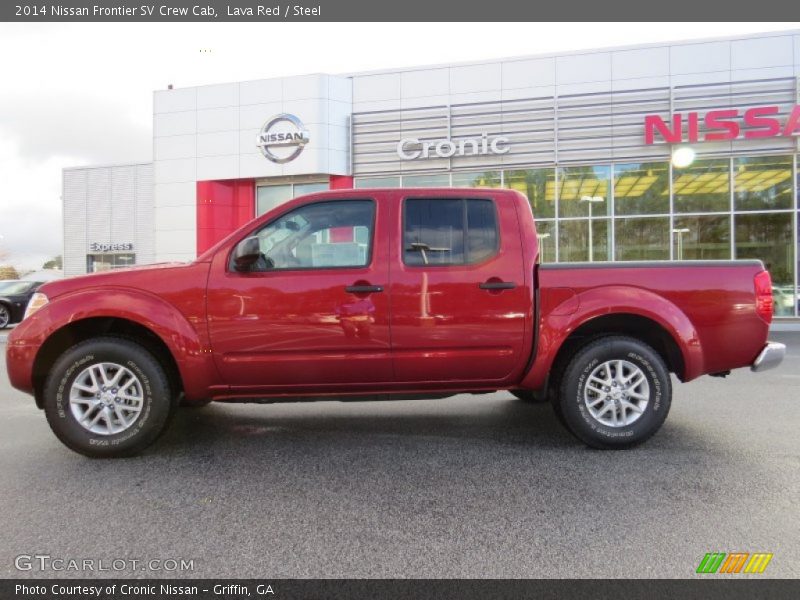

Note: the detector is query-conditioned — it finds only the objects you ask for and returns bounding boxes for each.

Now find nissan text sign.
[644,105,800,144]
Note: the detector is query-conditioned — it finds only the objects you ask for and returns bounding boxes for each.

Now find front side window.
[403,198,498,266]
[235,200,374,272]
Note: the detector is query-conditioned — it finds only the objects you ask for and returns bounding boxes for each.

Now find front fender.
[6,287,219,401]
[521,285,703,390]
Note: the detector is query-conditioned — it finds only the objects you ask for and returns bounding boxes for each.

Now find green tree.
[43,255,63,270]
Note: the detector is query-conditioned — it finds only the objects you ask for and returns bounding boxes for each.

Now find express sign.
[645,105,800,144]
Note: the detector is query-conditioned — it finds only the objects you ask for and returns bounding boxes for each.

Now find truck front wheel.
[43,337,177,458]
[556,336,671,449]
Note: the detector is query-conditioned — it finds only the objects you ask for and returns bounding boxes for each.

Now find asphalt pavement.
[0,330,798,578]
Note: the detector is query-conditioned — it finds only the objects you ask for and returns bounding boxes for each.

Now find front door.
[206,196,392,393]
[388,193,529,385]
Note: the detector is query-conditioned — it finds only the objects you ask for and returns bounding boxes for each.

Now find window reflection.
[558,166,611,218]
[293,182,328,197]
[256,184,292,216]
[249,200,374,270]
[355,176,401,188]
[615,217,669,261]
[505,168,556,219]
[535,220,554,263]
[733,155,793,211]
[673,159,730,213]
[559,219,610,262]
[672,215,731,260]
[403,198,498,266]
[403,173,450,187]
[614,162,669,215]
[452,171,501,188]
[736,212,795,318]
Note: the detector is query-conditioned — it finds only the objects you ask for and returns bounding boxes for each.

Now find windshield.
[0,281,35,295]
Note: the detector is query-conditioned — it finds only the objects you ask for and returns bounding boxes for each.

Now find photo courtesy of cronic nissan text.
[0,2,799,599]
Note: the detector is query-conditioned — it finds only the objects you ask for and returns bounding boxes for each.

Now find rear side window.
[404,198,499,266]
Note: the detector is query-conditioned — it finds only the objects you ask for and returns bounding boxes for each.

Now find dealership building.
[63,30,800,317]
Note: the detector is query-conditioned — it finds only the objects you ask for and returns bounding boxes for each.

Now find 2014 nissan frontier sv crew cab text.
[6,188,785,457]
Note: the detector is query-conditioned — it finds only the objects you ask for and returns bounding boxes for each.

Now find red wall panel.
[329,175,354,189]
[196,179,255,255]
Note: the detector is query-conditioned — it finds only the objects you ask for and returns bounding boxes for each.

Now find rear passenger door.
[388,194,529,384]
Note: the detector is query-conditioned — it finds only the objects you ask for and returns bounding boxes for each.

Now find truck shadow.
[155,394,705,457]
[159,395,575,451]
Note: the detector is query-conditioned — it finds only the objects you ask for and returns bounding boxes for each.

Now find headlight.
[24,293,49,320]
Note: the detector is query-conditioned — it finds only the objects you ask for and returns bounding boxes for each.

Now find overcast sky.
[1,22,798,270]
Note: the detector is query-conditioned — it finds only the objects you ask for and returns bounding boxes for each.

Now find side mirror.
[233,237,263,271]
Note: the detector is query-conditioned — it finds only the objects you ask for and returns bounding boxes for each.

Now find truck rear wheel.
[43,337,176,458]
[556,336,671,449]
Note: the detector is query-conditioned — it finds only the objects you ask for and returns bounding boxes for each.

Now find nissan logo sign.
[256,113,310,164]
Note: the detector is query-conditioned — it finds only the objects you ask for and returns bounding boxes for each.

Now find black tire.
[0,303,10,329]
[43,337,177,458]
[556,336,671,449]
[179,396,213,408]
[510,389,547,403]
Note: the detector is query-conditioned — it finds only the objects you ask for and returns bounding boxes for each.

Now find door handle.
[479,281,516,290]
[345,284,384,294]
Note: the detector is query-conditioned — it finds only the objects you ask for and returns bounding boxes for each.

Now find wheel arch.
[547,313,686,391]
[32,317,183,409]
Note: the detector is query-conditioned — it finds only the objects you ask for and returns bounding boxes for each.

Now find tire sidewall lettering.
[565,340,669,443]
[55,354,95,420]
[575,358,598,431]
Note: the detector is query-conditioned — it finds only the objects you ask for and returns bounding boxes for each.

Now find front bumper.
[751,342,786,372]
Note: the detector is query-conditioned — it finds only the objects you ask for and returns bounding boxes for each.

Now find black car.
[0,280,44,329]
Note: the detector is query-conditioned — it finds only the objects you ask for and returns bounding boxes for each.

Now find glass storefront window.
[672,215,731,260]
[451,171,501,188]
[534,220,555,263]
[614,162,669,215]
[402,173,450,187]
[257,182,329,216]
[86,253,136,272]
[558,165,611,218]
[615,217,670,261]
[293,182,328,197]
[505,168,556,220]
[673,158,730,213]
[559,218,610,263]
[735,213,794,316]
[733,155,793,211]
[355,176,400,188]
[257,184,292,216]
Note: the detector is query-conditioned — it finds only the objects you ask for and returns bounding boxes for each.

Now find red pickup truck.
[6,188,785,457]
